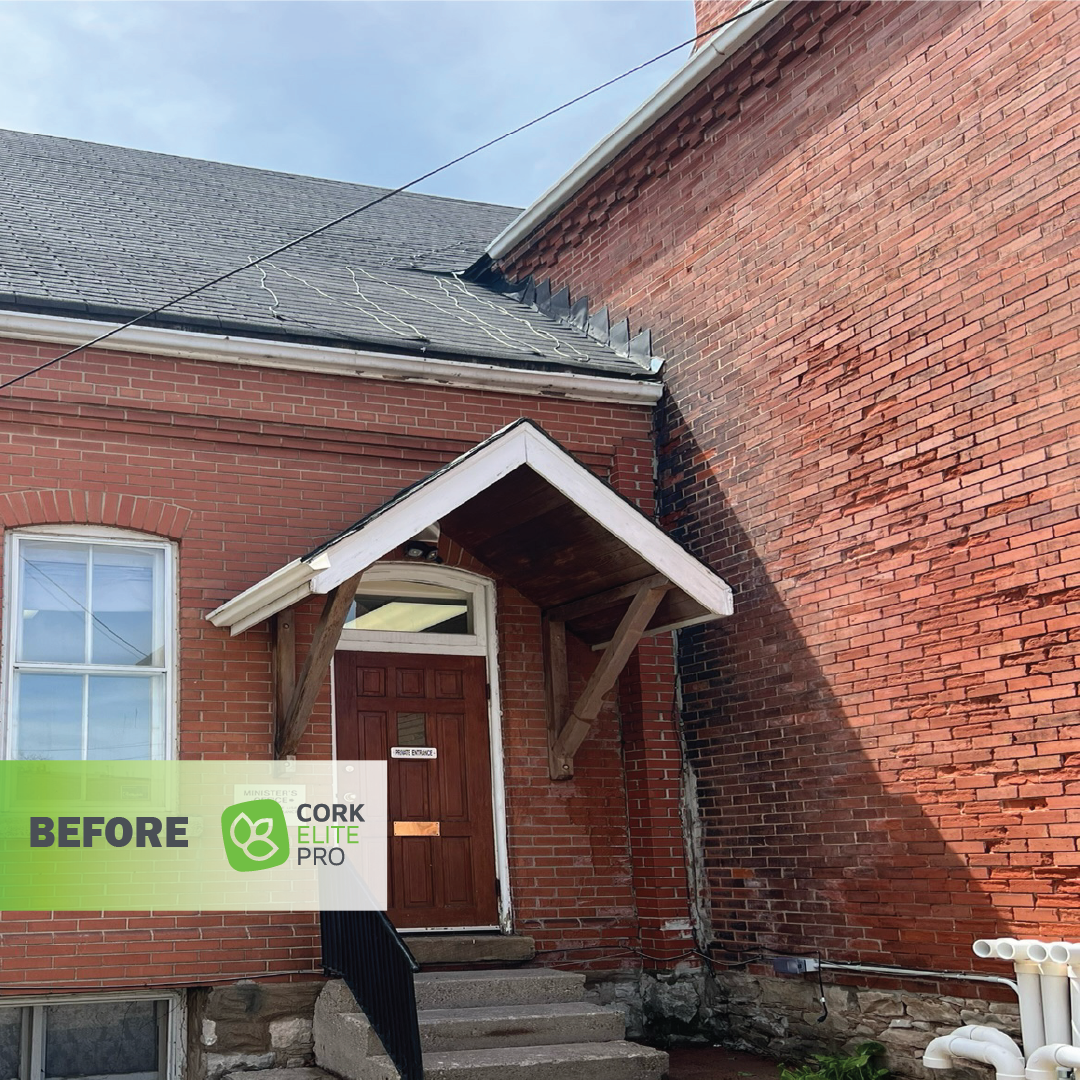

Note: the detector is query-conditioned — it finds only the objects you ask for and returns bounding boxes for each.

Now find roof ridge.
[0,127,523,213]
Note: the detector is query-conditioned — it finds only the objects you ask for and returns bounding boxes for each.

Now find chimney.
[693,1,752,50]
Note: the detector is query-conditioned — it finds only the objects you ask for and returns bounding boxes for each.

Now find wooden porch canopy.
[207,419,732,778]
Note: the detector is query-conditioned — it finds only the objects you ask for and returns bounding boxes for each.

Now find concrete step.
[224,1071,333,1080]
[409,1040,669,1080]
[413,969,586,1011]
[405,934,535,967]
[404,1002,625,1053]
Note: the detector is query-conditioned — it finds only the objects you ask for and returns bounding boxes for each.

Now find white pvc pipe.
[997,939,1046,962]
[975,939,1046,1055]
[1027,943,1071,1047]
[1025,1042,1080,1080]
[923,1035,1026,1080]
[1047,942,1080,1048]
[948,1027,1024,1057]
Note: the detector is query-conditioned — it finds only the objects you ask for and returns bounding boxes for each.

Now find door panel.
[334,651,497,928]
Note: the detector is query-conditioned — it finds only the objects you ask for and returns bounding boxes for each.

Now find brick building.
[0,130,726,1079]
[1,0,1077,1077]
[490,0,1080,1066]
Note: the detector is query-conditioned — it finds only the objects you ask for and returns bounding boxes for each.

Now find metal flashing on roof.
[486,0,790,259]
[465,262,663,374]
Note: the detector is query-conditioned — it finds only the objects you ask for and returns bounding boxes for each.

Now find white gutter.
[0,310,662,406]
[207,556,327,637]
[486,0,790,260]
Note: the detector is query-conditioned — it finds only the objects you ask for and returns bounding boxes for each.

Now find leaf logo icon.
[221,799,290,872]
[229,813,280,861]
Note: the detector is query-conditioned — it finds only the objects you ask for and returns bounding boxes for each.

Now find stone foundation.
[587,968,1020,1080]
[187,981,325,1080]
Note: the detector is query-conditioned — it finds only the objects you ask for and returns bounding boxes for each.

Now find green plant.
[780,1042,888,1080]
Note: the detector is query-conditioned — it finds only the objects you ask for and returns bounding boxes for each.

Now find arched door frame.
[331,563,511,932]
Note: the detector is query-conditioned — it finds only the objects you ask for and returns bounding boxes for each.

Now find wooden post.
[271,607,296,734]
[276,572,363,759]
[542,614,572,779]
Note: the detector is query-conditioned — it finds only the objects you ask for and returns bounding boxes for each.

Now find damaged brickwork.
[500,0,1080,1070]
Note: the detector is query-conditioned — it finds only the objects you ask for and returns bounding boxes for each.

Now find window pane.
[397,712,426,746]
[19,542,88,664]
[0,1007,23,1080]
[44,1000,160,1080]
[14,673,83,760]
[91,547,162,667]
[345,590,471,635]
[88,676,158,760]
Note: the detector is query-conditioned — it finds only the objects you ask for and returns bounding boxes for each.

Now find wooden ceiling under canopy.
[440,466,712,648]
[207,419,732,778]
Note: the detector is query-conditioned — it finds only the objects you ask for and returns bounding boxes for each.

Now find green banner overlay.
[0,761,387,912]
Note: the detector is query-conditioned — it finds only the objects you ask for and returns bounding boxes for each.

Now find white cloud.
[0,0,694,206]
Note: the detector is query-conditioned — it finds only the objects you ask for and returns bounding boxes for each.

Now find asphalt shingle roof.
[0,129,652,379]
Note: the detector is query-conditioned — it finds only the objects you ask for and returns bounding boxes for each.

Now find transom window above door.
[336,568,490,656]
[344,581,472,636]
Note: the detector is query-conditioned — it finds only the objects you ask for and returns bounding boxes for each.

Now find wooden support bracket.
[546,573,671,625]
[542,614,570,780]
[271,607,296,729]
[275,572,364,759]
[546,580,671,780]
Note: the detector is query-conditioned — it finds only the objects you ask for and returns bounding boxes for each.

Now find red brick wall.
[0,339,672,987]
[501,0,1080,972]
[693,1,753,45]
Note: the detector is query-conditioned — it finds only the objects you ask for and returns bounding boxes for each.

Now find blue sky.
[0,1,695,209]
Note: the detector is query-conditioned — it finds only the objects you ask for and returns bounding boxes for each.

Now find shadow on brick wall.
[659,402,1013,973]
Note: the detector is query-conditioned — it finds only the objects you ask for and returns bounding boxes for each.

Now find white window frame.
[1,526,178,761]
[335,563,490,656]
[0,990,185,1080]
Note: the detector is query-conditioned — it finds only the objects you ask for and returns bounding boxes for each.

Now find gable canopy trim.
[207,419,733,642]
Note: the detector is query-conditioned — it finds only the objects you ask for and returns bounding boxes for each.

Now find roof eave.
[0,308,663,406]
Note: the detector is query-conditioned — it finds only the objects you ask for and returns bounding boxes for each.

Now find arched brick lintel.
[0,490,193,539]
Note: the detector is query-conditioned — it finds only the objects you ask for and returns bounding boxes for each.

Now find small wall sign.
[390,747,438,760]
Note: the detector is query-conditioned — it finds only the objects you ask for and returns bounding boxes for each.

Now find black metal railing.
[321,909,424,1080]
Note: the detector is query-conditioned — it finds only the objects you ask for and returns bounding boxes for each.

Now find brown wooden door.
[333,651,498,928]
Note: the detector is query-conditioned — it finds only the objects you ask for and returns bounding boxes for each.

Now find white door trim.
[331,563,511,933]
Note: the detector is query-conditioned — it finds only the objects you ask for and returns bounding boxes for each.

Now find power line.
[0,0,775,393]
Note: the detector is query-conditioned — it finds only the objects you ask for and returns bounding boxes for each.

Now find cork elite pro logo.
[220,798,290,871]
[0,762,386,910]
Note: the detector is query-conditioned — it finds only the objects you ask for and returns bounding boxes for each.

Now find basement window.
[0,998,173,1080]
